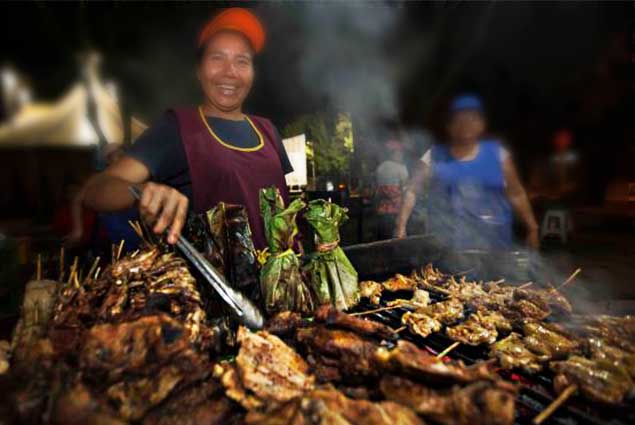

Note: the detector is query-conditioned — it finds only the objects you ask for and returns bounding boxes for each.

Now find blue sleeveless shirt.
[428,140,512,250]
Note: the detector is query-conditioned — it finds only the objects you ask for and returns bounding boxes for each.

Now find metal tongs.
[129,186,264,329]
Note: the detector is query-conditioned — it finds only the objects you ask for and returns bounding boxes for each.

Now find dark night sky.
[1,1,632,162]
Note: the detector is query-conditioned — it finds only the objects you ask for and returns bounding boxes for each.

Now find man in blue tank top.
[395,94,539,250]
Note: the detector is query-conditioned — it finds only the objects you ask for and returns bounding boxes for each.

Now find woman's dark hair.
[195,29,255,65]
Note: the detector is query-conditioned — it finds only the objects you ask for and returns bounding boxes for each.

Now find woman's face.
[448,110,485,145]
[197,31,254,114]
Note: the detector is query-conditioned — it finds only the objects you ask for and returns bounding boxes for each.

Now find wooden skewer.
[394,325,407,333]
[94,266,101,279]
[436,341,460,359]
[130,249,139,258]
[558,268,582,290]
[36,254,42,281]
[116,240,125,261]
[532,385,577,425]
[67,257,79,285]
[86,257,100,282]
[518,281,533,289]
[350,305,404,316]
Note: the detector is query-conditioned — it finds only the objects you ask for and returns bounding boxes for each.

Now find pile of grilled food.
[1,245,633,425]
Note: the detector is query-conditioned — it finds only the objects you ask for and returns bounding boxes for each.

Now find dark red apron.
[171,107,289,250]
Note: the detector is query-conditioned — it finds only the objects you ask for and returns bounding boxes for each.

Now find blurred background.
[0,1,633,323]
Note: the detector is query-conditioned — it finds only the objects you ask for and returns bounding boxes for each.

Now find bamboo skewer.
[67,257,79,285]
[518,281,533,289]
[350,305,404,316]
[532,385,577,425]
[36,254,42,281]
[558,268,582,290]
[436,341,460,359]
[116,240,125,261]
[394,325,407,333]
[86,257,100,282]
[94,267,101,279]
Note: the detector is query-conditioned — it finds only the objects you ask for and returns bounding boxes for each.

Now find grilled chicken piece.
[52,382,127,425]
[235,327,315,404]
[296,325,379,380]
[382,274,418,292]
[359,280,383,305]
[551,355,634,404]
[402,310,442,338]
[375,340,497,384]
[314,305,397,341]
[245,386,423,425]
[264,311,307,337]
[523,321,579,359]
[106,364,185,421]
[539,286,573,314]
[584,337,635,378]
[142,380,238,425]
[489,332,547,374]
[386,289,431,309]
[446,311,498,346]
[80,314,193,380]
[380,375,517,425]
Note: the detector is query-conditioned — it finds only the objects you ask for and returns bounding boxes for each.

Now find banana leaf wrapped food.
[259,187,314,315]
[304,199,360,310]
[206,203,260,306]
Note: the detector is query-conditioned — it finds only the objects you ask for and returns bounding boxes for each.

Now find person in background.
[395,94,539,250]
[375,139,409,240]
[529,128,582,204]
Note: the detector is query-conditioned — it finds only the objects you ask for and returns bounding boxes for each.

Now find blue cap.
[450,94,484,114]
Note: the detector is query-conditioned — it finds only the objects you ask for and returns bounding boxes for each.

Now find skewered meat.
[375,340,497,384]
[234,327,315,404]
[500,298,551,321]
[583,315,635,353]
[551,355,634,404]
[387,289,430,309]
[245,386,423,425]
[382,274,418,292]
[489,332,547,374]
[296,325,379,380]
[359,280,383,305]
[446,311,498,346]
[523,321,580,359]
[420,298,465,324]
[585,337,635,376]
[402,310,442,338]
[142,380,238,425]
[380,375,517,425]
[477,308,512,333]
[314,305,397,340]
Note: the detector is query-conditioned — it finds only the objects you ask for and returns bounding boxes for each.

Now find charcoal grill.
[344,236,635,425]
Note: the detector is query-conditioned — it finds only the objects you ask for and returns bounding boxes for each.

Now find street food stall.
[1,192,633,425]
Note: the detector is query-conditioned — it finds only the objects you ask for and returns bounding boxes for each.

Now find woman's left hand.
[526,228,540,250]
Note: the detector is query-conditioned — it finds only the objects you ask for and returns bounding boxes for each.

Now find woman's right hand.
[138,182,189,244]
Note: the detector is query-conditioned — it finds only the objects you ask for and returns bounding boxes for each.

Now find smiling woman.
[82,8,293,252]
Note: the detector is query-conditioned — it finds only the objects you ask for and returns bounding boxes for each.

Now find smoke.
[260,2,405,133]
